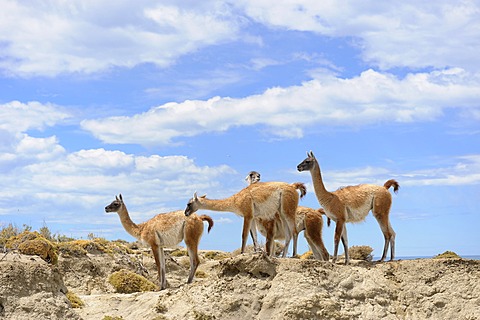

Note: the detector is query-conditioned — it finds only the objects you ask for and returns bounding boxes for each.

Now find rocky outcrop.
[1,250,479,320]
[0,254,80,320]
[151,255,480,320]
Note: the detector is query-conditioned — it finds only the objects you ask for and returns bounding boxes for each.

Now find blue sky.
[1,1,479,258]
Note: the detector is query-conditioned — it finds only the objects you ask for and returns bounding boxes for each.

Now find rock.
[1,248,479,320]
[0,254,80,320]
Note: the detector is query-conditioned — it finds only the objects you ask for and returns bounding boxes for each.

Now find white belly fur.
[253,190,281,221]
[346,198,373,223]
[152,221,185,247]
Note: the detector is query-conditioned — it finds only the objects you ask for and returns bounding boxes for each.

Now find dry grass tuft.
[348,245,374,261]
[299,250,314,260]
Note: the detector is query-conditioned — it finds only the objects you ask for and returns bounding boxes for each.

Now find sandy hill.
[0,247,479,320]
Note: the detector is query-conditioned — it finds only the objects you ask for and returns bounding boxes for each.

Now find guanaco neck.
[199,196,241,215]
[310,159,335,205]
[117,205,143,239]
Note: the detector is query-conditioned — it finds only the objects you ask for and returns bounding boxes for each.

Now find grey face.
[297,153,315,172]
[105,200,121,213]
[105,195,123,213]
[184,197,197,217]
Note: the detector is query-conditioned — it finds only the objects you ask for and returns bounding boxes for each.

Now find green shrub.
[57,241,89,256]
[203,251,230,260]
[54,233,76,242]
[171,249,188,257]
[18,237,58,264]
[39,222,52,240]
[434,251,461,259]
[109,240,134,255]
[66,291,84,308]
[6,230,58,264]
[109,269,158,293]
[0,223,20,247]
[6,230,39,249]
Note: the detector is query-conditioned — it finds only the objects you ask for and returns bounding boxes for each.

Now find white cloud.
[0,1,241,76]
[0,146,237,221]
[67,149,135,171]
[0,101,70,133]
[235,0,480,70]
[0,101,69,169]
[2,1,478,77]
[401,155,480,186]
[82,68,480,145]
[0,99,235,211]
[0,100,236,218]
[16,135,66,161]
[307,154,480,189]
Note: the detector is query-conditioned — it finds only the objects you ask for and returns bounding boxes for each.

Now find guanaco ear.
[200,194,206,199]
[308,150,315,158]
[193,192,198,201]
[118,194,123,201]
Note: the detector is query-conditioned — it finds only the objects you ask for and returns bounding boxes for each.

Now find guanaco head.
[245,171,261,185]
[297,150,317,172]
[184,192,205,216]
[105,194,125,213]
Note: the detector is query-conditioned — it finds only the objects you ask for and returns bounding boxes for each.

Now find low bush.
[109,269,158,293]
[0,223,21,248]
[203,251,230,260]
[6,230,58,264]
[434,251,461,259]
[171,249,188,257]
[348,245,374,261]
[66,291,84,308]
[299,250,313,260]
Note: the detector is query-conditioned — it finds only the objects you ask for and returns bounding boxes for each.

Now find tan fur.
[105,194,213,290]
[297,151,399,264]
[247,171,329,260]
[185,181,305,257]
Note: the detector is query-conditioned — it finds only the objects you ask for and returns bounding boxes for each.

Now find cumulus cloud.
[2,1,478,77]
[0,101,70,133]
[0,101,69,170]
[0,1,241,76]
[0,146,236,220]
[235,0,480,70]
[15,135,66,161]
[312,154,480,189]
[0,100,236,221]
[82,68,480,145]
